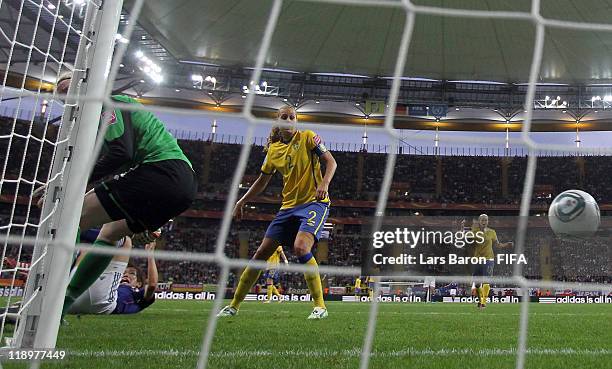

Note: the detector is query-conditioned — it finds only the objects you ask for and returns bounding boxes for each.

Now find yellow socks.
[477,283,490,305]
[266,284,273,301]
[230,267,261,309]
[482,283,490,305]
[301,253,325,308]
[272,285,281,297]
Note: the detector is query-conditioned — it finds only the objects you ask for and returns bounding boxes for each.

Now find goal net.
[0,0,610,369]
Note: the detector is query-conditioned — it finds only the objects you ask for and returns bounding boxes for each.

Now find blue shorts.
[473,260,495,278]
[264,270,280,284]
[265,202,330,247]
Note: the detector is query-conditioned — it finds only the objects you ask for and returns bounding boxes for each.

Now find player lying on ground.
[0,233,156,321]
[67,231,157,315]
[263,246,288,303]
[469,214,513,309]
[218,105,337,319]
[51,73,196,316]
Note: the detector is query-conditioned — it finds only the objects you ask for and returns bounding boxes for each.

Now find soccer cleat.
[263,300,271,304]
[217,305,238,317]
[307,307,328,320]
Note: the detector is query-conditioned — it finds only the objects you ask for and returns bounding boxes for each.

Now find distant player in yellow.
[365,276,376,300]
[471,214,513,309]
[263,246,288,303]
[218,105,337,319]
[353,277,362,299]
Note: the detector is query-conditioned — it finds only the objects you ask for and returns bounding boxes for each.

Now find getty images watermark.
[366,227,527,271]
[359,214,609,278]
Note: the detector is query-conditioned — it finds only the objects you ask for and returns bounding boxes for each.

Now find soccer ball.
[548,190,600,237]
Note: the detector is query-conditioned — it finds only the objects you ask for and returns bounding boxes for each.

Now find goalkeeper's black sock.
[62,239,114,315]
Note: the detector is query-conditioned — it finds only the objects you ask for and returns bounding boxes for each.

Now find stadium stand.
[1,119,611,290]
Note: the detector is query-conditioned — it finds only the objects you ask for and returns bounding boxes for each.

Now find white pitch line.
[230,309,612,317]
[68,348,612,358]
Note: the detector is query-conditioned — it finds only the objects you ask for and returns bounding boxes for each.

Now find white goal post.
[1,0,123,349]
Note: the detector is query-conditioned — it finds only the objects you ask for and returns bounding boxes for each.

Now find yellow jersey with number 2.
[261,130,330,210]
[471,226,497,260]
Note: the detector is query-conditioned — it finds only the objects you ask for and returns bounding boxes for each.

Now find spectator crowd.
[1,119,610,289]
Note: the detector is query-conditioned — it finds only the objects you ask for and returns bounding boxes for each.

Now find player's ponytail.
[265,126,281,152]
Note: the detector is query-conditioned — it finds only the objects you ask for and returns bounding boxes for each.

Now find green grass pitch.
[3,300,611,369]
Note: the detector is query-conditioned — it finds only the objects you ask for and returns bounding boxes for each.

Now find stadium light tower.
[575,120,581,148]
[210,119,218,142]
[434,118,440,156]
[505,119,510,150]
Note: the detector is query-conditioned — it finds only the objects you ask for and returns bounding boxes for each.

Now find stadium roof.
[130,0,612,84]
[6,0,612,133]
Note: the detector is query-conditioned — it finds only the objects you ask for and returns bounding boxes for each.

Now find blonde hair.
[264,126,282,152]
[54,71,73,94]
[56,71,73,85]
[265,106,297,151]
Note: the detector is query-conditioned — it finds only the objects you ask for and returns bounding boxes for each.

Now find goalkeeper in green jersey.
[53,74,197,316]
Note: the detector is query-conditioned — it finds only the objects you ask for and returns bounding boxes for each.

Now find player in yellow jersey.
[353,277,362,299]
[218,105,337,319]
[365,276,377,300]
[471,214,513,309]
[263,246,288,303]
